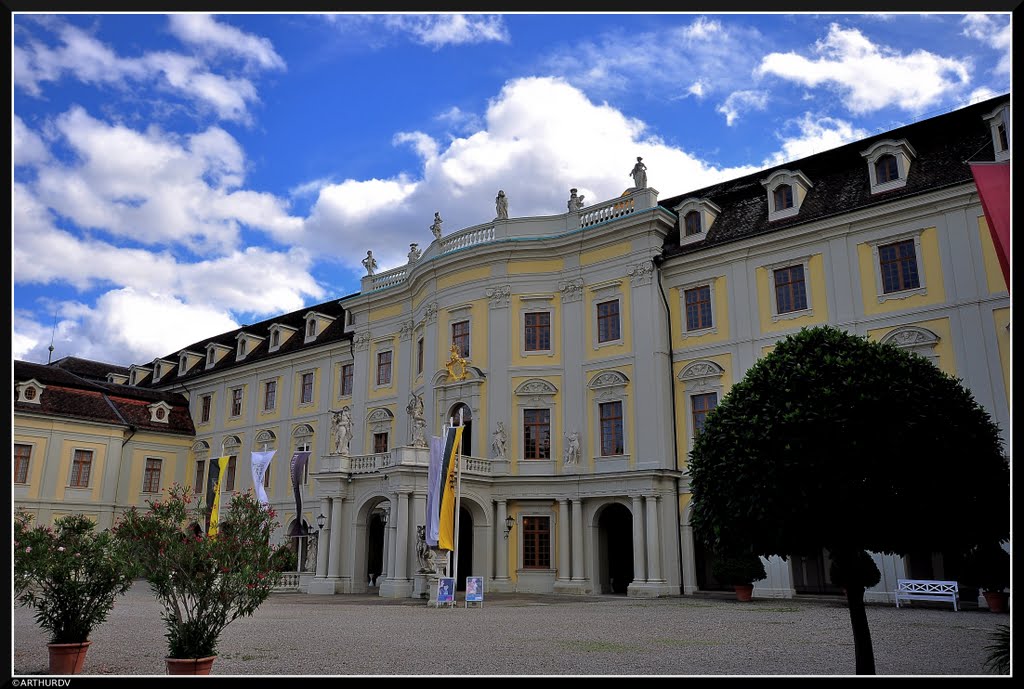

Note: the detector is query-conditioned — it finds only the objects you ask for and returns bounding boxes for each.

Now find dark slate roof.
[14,359,195,436]
[132,295,356,389]
[49,356,130,382]
[659,94,1007,258]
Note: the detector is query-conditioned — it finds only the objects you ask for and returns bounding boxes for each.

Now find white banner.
[250,450,276,505]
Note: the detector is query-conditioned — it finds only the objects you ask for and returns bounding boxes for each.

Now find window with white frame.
[263,380,277,411]
[983,103,1010,162]
[300,371,315,404]
[596,300,620,344]
[230,387,243,417]
[14,443,32,484]
[143,458,162,493]
[523,409,551,460]
[761,169,812,222]
[764,256,815,321]
[340,363,354,396]
[683,284,714,333]
[868,232,927,302]
[200,394,212,423]
[589,370,629,459]
[677,360,725,452]
[452,320,470,358]
[861,138,916,194]
[673,197,720,247]
[70,449,93,488]
[522,516,551,568]
[599,401,624,456]
[519,296,555,356]
[376,351,392,387]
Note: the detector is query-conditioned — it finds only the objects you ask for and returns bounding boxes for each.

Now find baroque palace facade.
[14,94,1010,602]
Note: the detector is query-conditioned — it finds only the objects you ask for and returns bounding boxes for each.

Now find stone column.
[383,501,393,580]
[495,500,510,582]
[557,499,570,582]
[645,495,663,582]
[395,491,410,581]
[571,499,585,582]
[316,497,331,577]
[631,495,646,583]
[328,497,344,578]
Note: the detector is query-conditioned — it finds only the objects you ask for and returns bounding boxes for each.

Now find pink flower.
[25,547,31,553]
[57,546,65,552]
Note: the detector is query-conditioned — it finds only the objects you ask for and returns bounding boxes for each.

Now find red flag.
[970,162,1010,292]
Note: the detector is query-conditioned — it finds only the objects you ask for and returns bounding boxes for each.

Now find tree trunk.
[846,585,876,674]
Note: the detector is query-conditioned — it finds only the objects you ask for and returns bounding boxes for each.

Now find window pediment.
[205,343,233,369]
[148,401,173,423]
[514,378,558,401]
[677,360,725,390]
[673,197,721,246]
[303,311,336,344]
[235,332,266,362]
[128,365,152,386]
[761,169,813,222]
[269,324,298,352]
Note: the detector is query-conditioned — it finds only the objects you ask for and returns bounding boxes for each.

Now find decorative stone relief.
[486,284,511,309]
[400,321,415,341]
[424,302,438,324]
[559,278,584,303]
[677,360,725,391]
[565,431,580,465]
[353,332,371,351]
[627,261,654,287]
[329,407,353,456]
[589,370,629,400]
[880,326,940,364]
[514,378,558,403]
[367,408,394,435]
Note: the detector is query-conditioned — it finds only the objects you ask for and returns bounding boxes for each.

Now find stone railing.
[439,224,495,255]
[580,195,637,228]
[272,572,300,592]
[367,266,407,292]
[350,452,393,474]
[460,455,491,475]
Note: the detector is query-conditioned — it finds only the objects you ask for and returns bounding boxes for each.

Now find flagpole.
[453,408,464,592]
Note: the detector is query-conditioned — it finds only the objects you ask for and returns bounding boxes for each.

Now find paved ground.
[11,581,1008,677]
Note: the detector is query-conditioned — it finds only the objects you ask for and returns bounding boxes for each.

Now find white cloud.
[302,77,763,273]
[435,106,483,135]
[762,113,871,167]
[756,23,971,114]
[13,115,50,166]
[716,90,769,126]
[381,14,509,48]
[968,87,999,104]
[394,131,440,162]
[167,13,286,70]
[961,14,1011,76]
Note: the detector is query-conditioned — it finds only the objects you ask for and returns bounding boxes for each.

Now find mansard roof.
[659,93,1007,259]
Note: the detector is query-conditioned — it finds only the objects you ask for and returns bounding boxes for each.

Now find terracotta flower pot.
[47,640,91,675]
[734,584,754,602]
[166,656,217,675]
[983,591,1009,613]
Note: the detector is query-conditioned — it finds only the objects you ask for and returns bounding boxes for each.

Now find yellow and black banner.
[437,426,464,552]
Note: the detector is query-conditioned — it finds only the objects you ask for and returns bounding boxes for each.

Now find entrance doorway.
[366,511,385,587]
[598,503,633,594]
[455,506,473,591]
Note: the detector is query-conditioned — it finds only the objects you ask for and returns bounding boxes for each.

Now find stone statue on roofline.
[430,212,443,240]
[629,156,648,190]
[495,190,509,220]
[362,250,378,276]
[568,188,585,212]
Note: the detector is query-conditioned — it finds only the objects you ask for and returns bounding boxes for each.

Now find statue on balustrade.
[331,406,353,456]
[408,243,421,263]
[568,188,585,212]
[430,212,443,240]
[495,190,509,220]
[492,421,508,459]
[362,250,378,276]
[629,156,648,190]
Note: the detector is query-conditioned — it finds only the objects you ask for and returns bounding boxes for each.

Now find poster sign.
[465,576,483,603]
[436,577,455,604]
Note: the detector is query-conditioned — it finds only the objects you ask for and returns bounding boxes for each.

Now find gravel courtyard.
[12,581,1008,677]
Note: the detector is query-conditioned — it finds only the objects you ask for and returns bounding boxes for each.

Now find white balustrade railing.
[440,225,495,255]
[369,267,407,291]
[272,572,300,592]
[461,455,491,474]
[350,452,392,474]
[580,196,636,228]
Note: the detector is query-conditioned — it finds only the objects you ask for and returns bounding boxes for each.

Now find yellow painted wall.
[511,296,562,367]
[858,227,946,316]
[586,284,632,360]
[580,241,631,266]
[363,406,396,455]
[757,253,829,333]
[438,265,491,290]
[13,429,49,499]
[438,299,489,372]
[292,367,324,413]
[509,375,562,472]
[584,366,635,470]
[195,391,216,432]
[369,303,403,322]
[866,317,956,376]
[978,216,1008,294]
[125,445,181,507]
[57,437,112,503]
[669,276,730,349]
[224,383,249,430]
[993,307,1010,405]
[507,258,564,275]
[672,353,733,472]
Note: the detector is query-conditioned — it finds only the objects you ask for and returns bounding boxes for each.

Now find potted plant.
[114,485,283,674]
[711,550,767,601]
[963,543,1010,613]
[14,509,137,674]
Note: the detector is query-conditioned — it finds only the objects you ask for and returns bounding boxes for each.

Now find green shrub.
[711,551,767,586]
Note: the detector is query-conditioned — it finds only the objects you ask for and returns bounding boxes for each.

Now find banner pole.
[453,408,464,593]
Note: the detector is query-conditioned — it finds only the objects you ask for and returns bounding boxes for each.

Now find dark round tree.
[689,325,1009,675]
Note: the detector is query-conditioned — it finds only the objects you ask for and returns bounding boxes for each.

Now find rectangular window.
[142,458,162,493]
[376,351,393,386]
[231,388,243,417]
[417,338,424,375]
[263,464,271,488]
[307,320,316,337]
[207,350,214,366]
[373,433,389,454]
[692,392,718,435]
[600,401,624,456]
[878,239,921,294]
[876,155,899,183]
[774,184,794,210]
[522,516,551,569]
[70,449,93,488]
[225,456,237,492]
[452,320,470,358]
[341,364,354,396]
[301,372,315,404]
[597,300,620,343]
[773,265,808,314]
[200,395,211,423]
[264,380,277,411]
[14,443,31,484]
[523,409,551,460]
[524,312,551,352]
[271,330,279,348]
[194,460,205,494]
[684,285,713,331]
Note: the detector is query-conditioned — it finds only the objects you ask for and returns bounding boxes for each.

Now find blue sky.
[12,12,1012,367]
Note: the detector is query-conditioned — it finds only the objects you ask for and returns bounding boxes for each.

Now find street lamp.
[504,514,515,540]
[380,509,389,527]
[316,513,326,532]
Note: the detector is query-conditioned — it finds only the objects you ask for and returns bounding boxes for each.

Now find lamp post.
[504,514,515,540]
[316,513,326,532]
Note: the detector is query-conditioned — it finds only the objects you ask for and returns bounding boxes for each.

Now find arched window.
[684,210,702,236]
[448,403,473,456]
[875,154,899,183]
[773,184,793,211]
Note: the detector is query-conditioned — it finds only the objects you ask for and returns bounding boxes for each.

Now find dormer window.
[272,330,280,348]
[761,169,812,222]
[308,320,317,337]
[673,197,721,248]
[861,138,916,194]
[235,332,265,361]
[773,184,794,211]
[148,401,173,424]
[128,366,151,386]
[179,354,188,374]
[205,343,232,369]
[268,324,298,353]
[983,103,1010,162]
[16,379,45,404]
[240,340,247,356]
[207,349,215,366]
[303,311,336,344]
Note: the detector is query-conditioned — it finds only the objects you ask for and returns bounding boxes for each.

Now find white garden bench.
[894,579,959,611]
